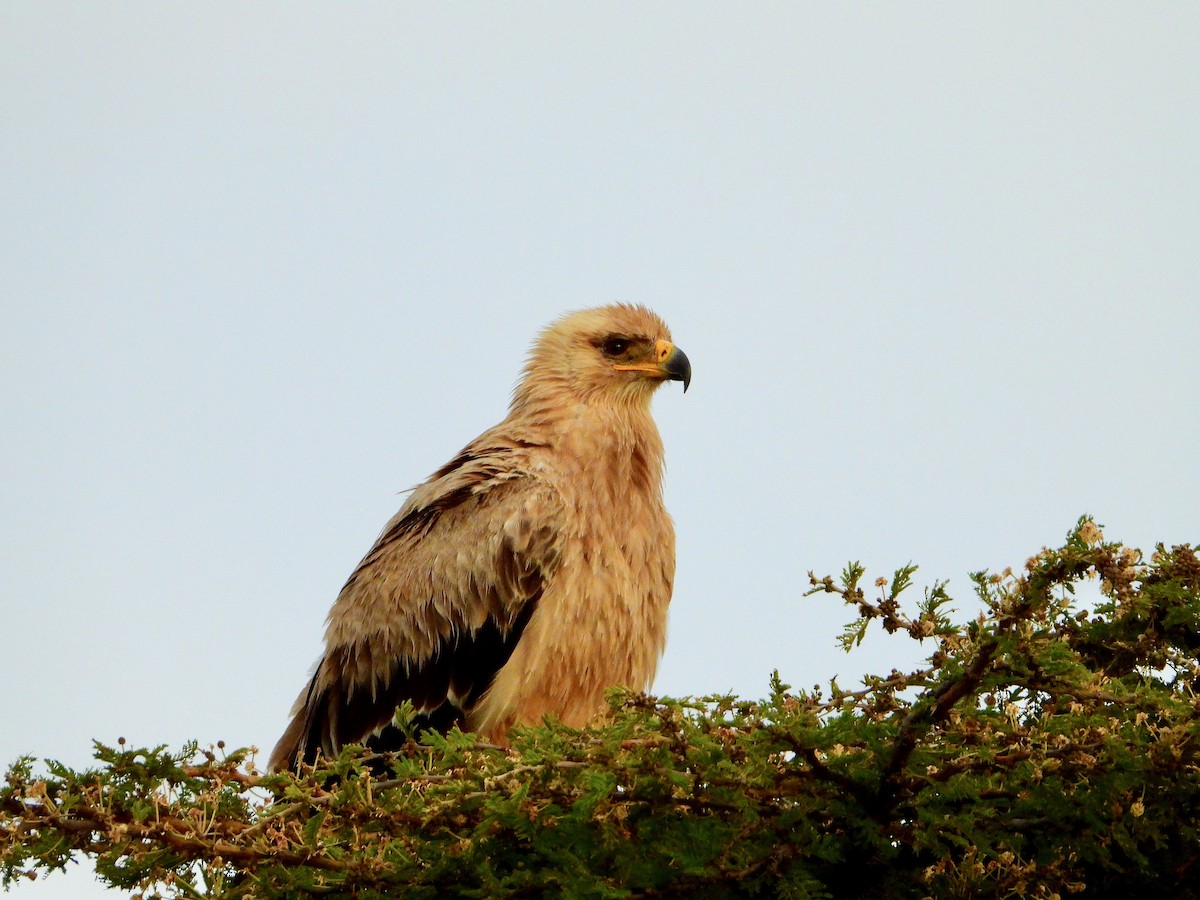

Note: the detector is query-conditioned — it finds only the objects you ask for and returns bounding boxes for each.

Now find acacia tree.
[3,518,1199,898]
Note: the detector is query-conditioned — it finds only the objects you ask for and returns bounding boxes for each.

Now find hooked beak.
[612,338,692,392]
[658,340,691,392]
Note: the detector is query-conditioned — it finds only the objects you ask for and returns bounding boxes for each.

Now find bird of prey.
[269,304,690,771]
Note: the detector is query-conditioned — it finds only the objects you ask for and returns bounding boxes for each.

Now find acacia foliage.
[3,519,1199,898]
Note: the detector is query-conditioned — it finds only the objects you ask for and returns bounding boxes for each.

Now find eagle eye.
[601,337,630,357]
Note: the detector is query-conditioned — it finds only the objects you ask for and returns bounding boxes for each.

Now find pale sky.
[3,5,1198,898]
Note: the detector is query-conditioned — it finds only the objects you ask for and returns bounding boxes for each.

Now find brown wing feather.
[269,443,560,771]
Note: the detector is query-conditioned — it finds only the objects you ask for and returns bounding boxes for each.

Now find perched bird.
[269,304,690,771]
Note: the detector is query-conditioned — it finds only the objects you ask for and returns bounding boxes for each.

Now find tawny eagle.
[269,304,689,771]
